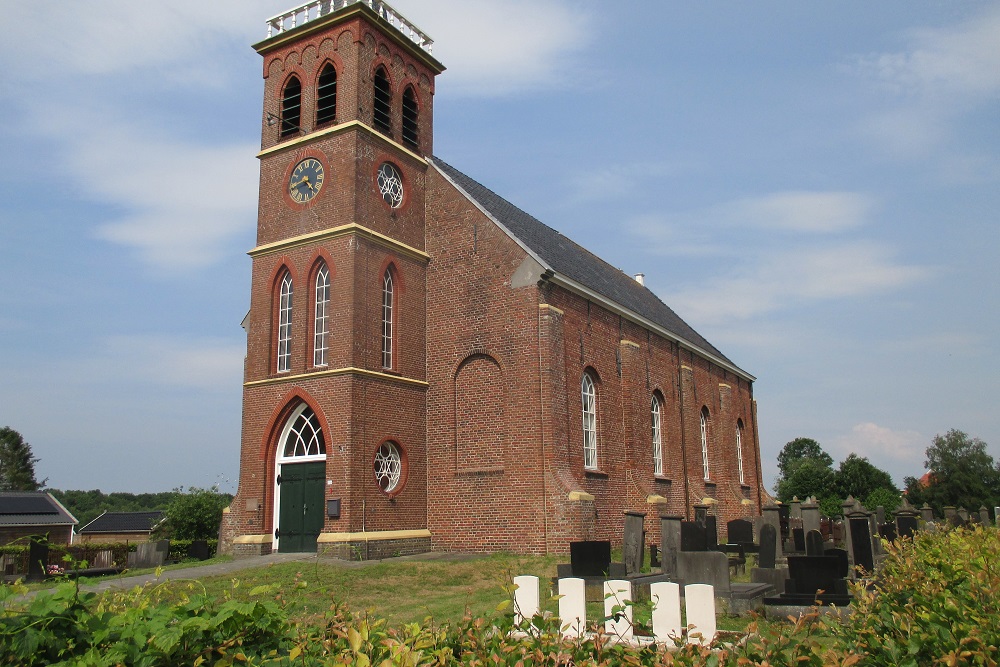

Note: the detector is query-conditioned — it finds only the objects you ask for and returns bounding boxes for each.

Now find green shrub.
[837,524,1000,666]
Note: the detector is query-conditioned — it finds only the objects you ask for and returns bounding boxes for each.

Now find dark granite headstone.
[569,541,612,577]
[758,523,777,569]
[791,527,805,553]
[824,548,849,578]
[622,511,646,576]
[848,517,874,573]
[778,504,790,540]
[805,529,824,557]
[896,514,919,539]
[875,505,886,526]
[27,537,48,582]
[677,550,731,594]
[705,515,718,550]
[727,519,754,547]
[660,515,682,578]
[786,555,848,598]
[878,523,897,542]
[187,540,211,561]
[649,544,660,568]
[681,521,708,552]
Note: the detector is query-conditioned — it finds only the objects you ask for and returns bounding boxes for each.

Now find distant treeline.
[48,489,188,528]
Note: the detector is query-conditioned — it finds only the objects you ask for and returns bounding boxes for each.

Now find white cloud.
[0,1,272,84]
[831,422,924,466]
[663,242,928,326]
[853,6,1000,159]
[724,192,873,234]
[85,335,246,391]
[393,0,592,96]
[856,8,1000,100]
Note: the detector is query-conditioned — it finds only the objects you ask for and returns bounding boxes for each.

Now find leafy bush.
[837,524,1000,666]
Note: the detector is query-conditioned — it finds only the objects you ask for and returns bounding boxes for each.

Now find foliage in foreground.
[3,526,1000,666]
[837,524,1000,666]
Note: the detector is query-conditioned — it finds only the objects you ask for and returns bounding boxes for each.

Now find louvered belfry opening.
[280,76,302,138]
[316,64,337,127]
[373,66,392,136]
[402,86,418,149]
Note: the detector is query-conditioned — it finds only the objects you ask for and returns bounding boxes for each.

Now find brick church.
[220,0,764,559]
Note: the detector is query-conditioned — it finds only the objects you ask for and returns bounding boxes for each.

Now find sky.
[0,0,997,495]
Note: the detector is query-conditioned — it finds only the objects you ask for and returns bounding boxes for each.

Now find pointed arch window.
[736,420,745,484]
[381,268,394,369]
[281,405,326,458]
[373,66,392,135]
[581,373,598,470]
[280,76,302,139]
[402,86,418,149]
[700,407,711,480]
[651,395,663,476]
[277,272,293,373]
[316,63,337,127]
[313,263,330,367]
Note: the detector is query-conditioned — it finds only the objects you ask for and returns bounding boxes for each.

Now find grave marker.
[684,584,717,646]
[650,581,682,642]
[513,575,539,625]
[622,511,646,576]
[604,580,633,640]
[758,523,778,569]
[558,578,586,637]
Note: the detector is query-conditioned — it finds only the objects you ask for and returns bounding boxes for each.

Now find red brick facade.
[221,4,763,558]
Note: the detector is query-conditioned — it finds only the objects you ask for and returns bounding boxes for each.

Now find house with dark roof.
[221,0,763,559]
[0,492,78,546]
[78,511,165,544]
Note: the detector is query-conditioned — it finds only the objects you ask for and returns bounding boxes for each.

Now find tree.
[834,453,899,502]
[903,429,1000,513]
[774,437,835,497]
[776,457,836,504]
[162,487,232,541]
[0,427,43,491]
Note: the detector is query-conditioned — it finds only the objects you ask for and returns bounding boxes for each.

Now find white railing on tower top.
[265,0,434,55]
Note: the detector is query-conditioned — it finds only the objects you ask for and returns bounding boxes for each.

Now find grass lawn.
[195,553,561,628]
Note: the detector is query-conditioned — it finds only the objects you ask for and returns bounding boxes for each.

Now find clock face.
[288,158,325,204]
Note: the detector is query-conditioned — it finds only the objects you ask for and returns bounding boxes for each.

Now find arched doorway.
[273,403,327,552]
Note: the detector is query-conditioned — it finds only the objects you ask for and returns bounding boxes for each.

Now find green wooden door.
[278,461,325,553]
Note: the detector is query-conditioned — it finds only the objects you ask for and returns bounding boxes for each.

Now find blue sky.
[1,1,997,495]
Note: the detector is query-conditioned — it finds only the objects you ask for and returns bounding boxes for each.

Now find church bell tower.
[223,1,444,557]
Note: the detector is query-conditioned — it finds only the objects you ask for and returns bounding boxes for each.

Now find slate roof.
[429,157,750,379]
[0,492,78,526]
[79,511,165,534]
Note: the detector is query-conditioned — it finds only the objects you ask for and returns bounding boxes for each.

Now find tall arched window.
[402,85,418,148]
[276,272,293,372]
[581,373,598,470]
[651,395,663,475]
[313,263,330,367]
[700,407,710,480]
[316,63,337,127]
[736,419,745,484]
[381,268,394,369]
[280,76,301,139]
[373,66,392,135]
[281,405,326,458]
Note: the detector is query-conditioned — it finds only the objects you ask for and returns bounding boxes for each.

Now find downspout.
[675,345,691,520]
[537,294,549,553]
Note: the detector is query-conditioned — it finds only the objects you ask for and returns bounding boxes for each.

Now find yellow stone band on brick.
[647,495,668,505]
[233,534,273,544]
[245,367,429,389]
[539,304,565,316]
[317,529,432,543]
[249,222,429,263]
[568,491,594,502]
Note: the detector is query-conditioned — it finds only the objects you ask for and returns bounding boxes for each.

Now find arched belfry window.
[700,407,711,480]
[736,419,746,484]
[313,263,330,367]
[402,86,418,148]
[316,64,337,127]
[381,268,394,369]
[651,394,663,476]
[280,404,326,459]
[581,373,598,470]
[276,271,293,372]
[280,76,302,139]
[373,66,392,136]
